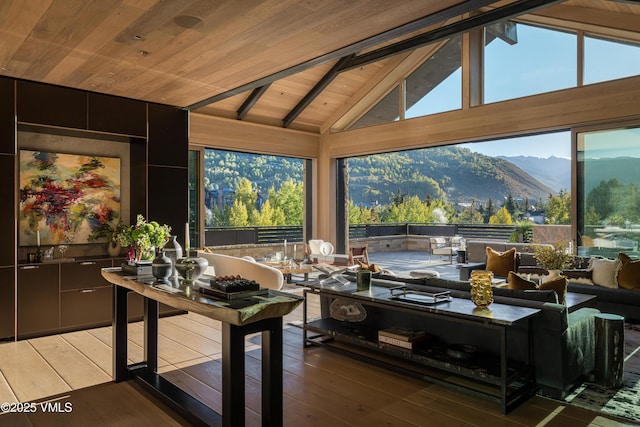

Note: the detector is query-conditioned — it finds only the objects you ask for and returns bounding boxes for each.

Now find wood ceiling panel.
[0,0,637,133]
[0,0,468,107]
[295,62,390,129]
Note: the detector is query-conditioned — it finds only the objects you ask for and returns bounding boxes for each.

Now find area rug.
[561,323,640,424]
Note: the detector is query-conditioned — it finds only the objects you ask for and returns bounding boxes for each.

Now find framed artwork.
[19,150,121,246]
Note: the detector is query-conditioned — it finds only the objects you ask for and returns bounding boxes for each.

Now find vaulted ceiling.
[1,0,639,134]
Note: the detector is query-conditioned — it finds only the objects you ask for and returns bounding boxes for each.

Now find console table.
[302,279,541,414]
[101,268,303,427]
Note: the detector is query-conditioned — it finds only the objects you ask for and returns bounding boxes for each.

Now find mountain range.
[348,146,560,207]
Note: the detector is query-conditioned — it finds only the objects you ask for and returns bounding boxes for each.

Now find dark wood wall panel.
[0,154,15,266]
[148,103,188,168]
[88,93,147,137]
[16,80,87,129]
[130,139,148,219]
[0,77,14,155]
[0,266,15,340]
[148,165,188,242]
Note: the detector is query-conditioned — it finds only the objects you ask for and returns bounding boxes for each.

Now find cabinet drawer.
[61,260,112,290]
[61,287,112,328]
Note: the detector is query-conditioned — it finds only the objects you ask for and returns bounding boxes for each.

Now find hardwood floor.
[0,287,634,426]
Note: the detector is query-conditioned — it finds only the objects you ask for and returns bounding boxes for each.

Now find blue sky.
[409,23,639,160]
[460,132,571,159]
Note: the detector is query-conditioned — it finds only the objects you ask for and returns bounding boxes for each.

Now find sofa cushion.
[507,271,537,290]
[540,275,569,304]
[492,287,558,303]
[617,252,640,290]
[425,277,471,293]
[486,246,516,277]
[590,257,620,288]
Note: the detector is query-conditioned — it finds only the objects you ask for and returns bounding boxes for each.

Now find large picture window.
[484,23,577,103]
[577,124,640,258]
[203,149,304,227]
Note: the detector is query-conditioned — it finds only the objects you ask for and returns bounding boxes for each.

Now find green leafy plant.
[533,241,574,270]
[509,220,533,243]
[117,215,171,262]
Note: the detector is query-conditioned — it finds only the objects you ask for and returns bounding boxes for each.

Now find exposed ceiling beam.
[186,0,498,110]
[281,0,565,128]
[341,0,566,71]
[237,84,271,120]
[283,55,355,128]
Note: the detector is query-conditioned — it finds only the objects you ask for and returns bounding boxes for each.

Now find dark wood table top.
[305,280,541,326]
[102,268,303,326]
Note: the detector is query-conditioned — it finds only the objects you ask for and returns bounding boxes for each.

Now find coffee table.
[261,261,315,283]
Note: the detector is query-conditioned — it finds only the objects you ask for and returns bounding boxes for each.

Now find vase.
[175,256,209,285]
[107,241,121,257]
[470,270,494,308]
[152,250,173,283]
[163,235,183,279]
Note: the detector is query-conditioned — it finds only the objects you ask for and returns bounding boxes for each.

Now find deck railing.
[204,223,516,246]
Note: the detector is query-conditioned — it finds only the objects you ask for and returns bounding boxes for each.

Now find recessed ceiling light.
[133,35,144,41]
[139,50,149,56]
[174,15,204,29]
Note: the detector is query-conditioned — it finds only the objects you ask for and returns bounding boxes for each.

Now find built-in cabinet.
[0,74,189,341]
[17,263,60,338]
[17,258,183,339]
[0,266,15,340]
[60,260,113,329]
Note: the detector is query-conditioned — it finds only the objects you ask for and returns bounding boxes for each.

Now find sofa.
[332,272,599,399]
[460,240,640,322]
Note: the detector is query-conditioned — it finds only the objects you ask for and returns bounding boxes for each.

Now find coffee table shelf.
[302,282,540,414]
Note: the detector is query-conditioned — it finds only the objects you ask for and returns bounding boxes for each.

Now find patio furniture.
[429,237,459,264]
[349,245,369,265]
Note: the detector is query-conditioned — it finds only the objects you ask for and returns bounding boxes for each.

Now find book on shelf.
[378,334,424,350]
[378,327,426,342]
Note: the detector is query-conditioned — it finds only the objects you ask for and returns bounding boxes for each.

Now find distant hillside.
[348,146,556,207]
[499,155,570,192]
[584,157,640,193]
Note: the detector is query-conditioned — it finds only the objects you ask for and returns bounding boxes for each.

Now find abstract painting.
[19,150,121,246]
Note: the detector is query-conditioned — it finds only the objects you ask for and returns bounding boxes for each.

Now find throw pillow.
[485,247,516,277]
[589,258,620,288]
[617,252,640,290]
[539,276,569,304]
[507,271,537,290]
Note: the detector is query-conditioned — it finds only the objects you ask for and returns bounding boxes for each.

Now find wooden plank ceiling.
[0,0,638,133]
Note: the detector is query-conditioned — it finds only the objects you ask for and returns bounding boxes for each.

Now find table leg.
[222,318,284,427]
[261,317,283,426]
[222,322,247,427]
[500,326,507,414]
[112,285,129,382]
[144,297,159,372]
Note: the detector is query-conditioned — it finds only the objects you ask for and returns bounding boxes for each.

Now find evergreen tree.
[504,194,516,216]
[484,198,496,223]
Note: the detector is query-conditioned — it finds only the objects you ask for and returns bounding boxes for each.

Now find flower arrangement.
[116,214,171,263]
[533,241,574,271]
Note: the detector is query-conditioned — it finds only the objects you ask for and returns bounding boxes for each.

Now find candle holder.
[35,246,42,263]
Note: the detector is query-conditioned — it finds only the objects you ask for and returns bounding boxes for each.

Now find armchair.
[429,237,459,264]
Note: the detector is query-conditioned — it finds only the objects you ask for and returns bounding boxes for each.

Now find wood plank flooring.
[0,287,635,426]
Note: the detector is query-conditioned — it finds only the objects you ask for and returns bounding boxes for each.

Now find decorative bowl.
[175,256,208,284]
